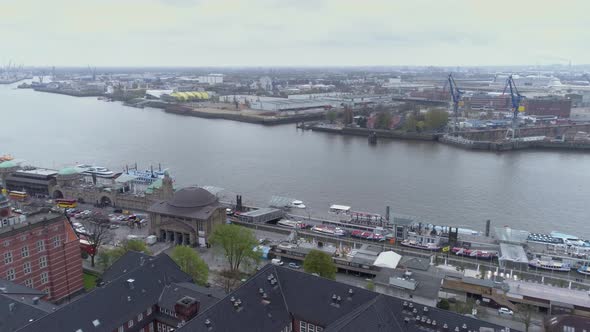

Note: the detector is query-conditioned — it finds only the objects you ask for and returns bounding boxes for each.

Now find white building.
[198,74,224,85]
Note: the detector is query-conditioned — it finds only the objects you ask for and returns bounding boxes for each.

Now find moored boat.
[401,239,440,251]
[277,219,306,229]
[312,224,345,237]
[577,265,590,276]
[452,247,497,259]
[350,230,385,242]
[528,259,571,272]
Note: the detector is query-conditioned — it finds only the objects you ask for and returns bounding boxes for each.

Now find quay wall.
[165,106,325,125]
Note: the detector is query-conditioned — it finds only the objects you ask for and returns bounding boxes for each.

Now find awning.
[373,251,402,269]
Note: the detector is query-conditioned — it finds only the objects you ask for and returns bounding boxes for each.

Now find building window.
[40,272,49,284]
[37,240,45,252]
[118,327,124,332]
[53,235,61,248]
[23,261,32,274]
[147,307,152,316]
[3,240,10,247]
[21,246,29,258]
[316,327,323,332]
[149,322,154,332]
[43,288,50,296]
[308,323,316,332]
[563,327,575,332]
[138,313,143,321]
[24,279,34,288]
[4,251,12,264]
[39,256,48,268]
[300,321,307,332]
[6,268,15,281]
[21,234,27,241]
[128,320,134,328]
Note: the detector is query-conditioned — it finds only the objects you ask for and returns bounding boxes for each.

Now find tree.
[437,299,450,310]
[98,239,152,270]
[515,304,535,332]
[404,114,417,131]
[84,215,113,267]
[303,250,337,279]
[366,280,375,291]
[325,110,337,124]
[375,112,392,130]
[209,224,260,275]
[171,246,209,286]
[425,109,449,130]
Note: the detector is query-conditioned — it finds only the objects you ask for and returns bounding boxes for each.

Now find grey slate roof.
[178,265,508,332]
[158,282,224,312]
[18,253,193,332]
[0,278,56,332]
[100,250,150,282]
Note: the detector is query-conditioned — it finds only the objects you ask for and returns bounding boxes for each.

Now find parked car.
[108,224,120,230]
[288,262,300,269]
[498,307,513,316]
[271,259,284,266]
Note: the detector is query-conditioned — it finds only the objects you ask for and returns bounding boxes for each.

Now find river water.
[1,82,589,236]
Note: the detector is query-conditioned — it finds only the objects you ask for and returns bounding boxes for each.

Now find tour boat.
[277,219,305,229]
[312,225,345,237]
[350,230,385,242]
[528,259,571,272]
[400,239,441,251]
[577,265,590,276]
[452,247,497,259]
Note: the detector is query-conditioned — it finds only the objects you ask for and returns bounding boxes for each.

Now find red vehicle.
[80,238,96,256]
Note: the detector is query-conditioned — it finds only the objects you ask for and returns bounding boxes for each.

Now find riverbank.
[165,105,325,125]
[34,88,105,97]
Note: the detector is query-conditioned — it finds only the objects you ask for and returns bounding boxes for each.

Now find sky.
[1,0,589,67]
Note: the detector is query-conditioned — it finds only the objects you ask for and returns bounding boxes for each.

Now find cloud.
[1,0,589,66]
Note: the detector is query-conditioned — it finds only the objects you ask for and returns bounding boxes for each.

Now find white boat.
[528,259,571,272]
[290,200,306,209]
[312,225,345,237]
[329,204,351,215]
[277,219,305,229]
[77,164,114,176]
[400,239,441,251]
[577,265,590,276]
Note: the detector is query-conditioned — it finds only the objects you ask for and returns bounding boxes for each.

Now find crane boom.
[447,73,463,132]
[502,75,524,139]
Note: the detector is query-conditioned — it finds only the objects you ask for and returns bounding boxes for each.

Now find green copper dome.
[58,167,83,176]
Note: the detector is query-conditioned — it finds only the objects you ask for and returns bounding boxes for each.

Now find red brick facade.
[0,214,83,302]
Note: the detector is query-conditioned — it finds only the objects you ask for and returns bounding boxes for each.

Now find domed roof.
[0,160,18,169]
[58,166,83,175]
[169,186,217,208]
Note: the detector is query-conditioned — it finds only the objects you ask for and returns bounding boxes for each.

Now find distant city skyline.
[1,0,588,67]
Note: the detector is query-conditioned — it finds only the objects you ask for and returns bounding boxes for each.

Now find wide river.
[1,82,589,235]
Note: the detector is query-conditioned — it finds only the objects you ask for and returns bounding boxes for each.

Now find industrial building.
[525,96,572,118]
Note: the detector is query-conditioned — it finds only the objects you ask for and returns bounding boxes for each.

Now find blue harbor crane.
[502,75,525,139]
[446,73,463,133]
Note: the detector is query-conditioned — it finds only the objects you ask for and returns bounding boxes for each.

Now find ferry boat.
[528,259,571,272]
[400,239,441,251]
[0,155,13,162]
[452,247,497,260]
[350,230,385,242]
[277,219,306,229]
[577,265,590,276]
[312,224,345,237]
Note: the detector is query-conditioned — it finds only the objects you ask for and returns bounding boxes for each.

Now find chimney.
[126,279,135,289]
[175,296,200,321]
[32,297,39,305]
[9,302,15,312]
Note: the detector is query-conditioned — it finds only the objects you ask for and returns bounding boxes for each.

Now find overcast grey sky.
[2,0,588,67]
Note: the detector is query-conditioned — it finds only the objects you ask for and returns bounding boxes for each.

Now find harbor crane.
[445,73,463,133]
[502,75,525,139]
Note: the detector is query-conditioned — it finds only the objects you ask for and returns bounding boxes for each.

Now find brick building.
[18,251,224,332]
[0,195,83,303]
[525,96,572,118]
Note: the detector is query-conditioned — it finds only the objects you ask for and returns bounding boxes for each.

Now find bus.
[56,199,77,209]
[8,191,27,200]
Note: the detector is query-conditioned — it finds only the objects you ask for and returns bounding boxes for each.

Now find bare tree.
[515,304,535,332]
[85,214,113,267]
